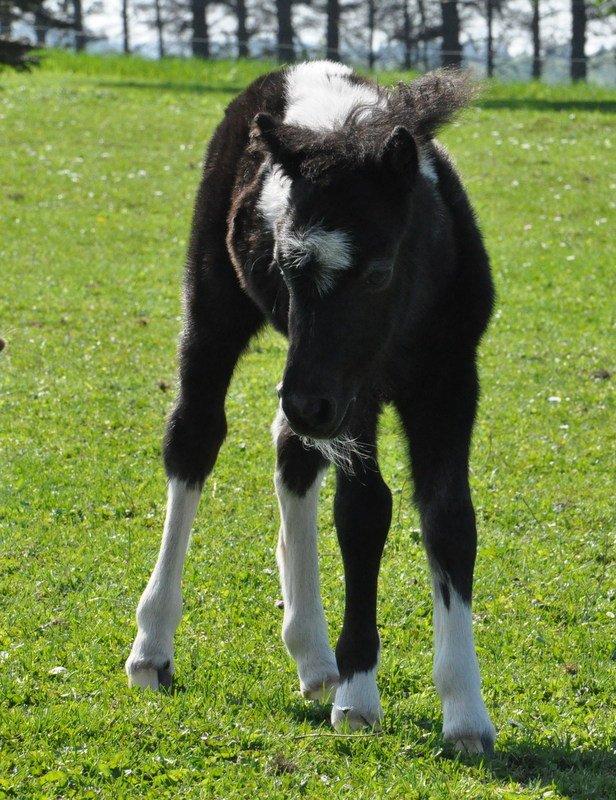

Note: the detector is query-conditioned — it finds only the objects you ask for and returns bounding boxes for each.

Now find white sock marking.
[273,414,338,696]
[126,479,201,685]
[432,579,495,745]
[331,666,383,731]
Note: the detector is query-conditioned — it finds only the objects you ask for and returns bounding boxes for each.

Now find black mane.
[250,68,477,185]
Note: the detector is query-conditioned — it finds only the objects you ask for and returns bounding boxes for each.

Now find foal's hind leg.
[273,409,339,701]
[397,359,495,754]
[126,264,262,690]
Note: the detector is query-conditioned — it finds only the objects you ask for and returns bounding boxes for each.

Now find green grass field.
[1,52,614,799]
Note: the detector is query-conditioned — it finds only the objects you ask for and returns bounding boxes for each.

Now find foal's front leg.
[331,444,392,730]
[273,410,339,700]
[125,261,262,690]
[125,479,201,689]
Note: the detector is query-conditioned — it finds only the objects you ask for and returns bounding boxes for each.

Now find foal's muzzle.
[281,392,339,438]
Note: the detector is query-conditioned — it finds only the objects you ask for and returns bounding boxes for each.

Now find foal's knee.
[334,472,392,549]
[418,491,477,603]
[163,402,227,486]
[274,414,327,496]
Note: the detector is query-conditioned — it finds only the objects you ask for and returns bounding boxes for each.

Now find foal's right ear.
[381,125,418,184]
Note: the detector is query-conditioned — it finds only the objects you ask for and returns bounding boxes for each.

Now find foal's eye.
[363,263,392,290]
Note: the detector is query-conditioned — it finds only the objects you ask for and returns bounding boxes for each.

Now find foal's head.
[255,111,419,440]
[253,71,474,441]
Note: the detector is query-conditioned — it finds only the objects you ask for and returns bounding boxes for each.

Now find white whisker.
[300,432,373,474]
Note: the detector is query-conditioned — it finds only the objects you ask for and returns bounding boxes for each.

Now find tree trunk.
[440,0,462,67]
[531,0,541,79]
[276,0,294,63]
[192,0,210,58]
[122,0,131,54]
[236,0,249,58]
[73,0,86,52]
[571,0,587,81]
[402,0,412,70]
[417,0,428,70]
[367,0,376,70]
[0,1,11,37]
[486,0,494,77]
[154,0,165,58]
[326,0,340,61]
[34,9,48,45]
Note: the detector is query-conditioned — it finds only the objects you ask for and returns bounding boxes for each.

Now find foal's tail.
[389,69,479,143]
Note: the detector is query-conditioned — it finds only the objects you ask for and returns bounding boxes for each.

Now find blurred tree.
[154,0,165,56]
[122,0,130,52]
[400,0,412,68]
[486,0,494,75]
[218,0,252,57]
[531,0,540,78]
[326,0,339,59]
[233,0,249,56]
[73,0,85,50]
[3,0,80,41]
[135,0,176,57]
[1,0,12,34]
[367,0,375,67]
[191,0,209,57]
[276,0,294,61]
[570,0,587,81]
[440,0,461,66]
[0,36,40,66]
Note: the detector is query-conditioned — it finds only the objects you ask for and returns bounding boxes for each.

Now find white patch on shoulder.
[285,60,383,131]
[280,224,352,294]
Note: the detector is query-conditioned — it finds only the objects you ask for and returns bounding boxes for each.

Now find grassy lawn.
[1,52,614,799]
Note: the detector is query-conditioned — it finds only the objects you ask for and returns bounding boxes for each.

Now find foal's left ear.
[382,126,418,183]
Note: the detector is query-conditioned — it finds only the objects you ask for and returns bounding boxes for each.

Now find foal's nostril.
[282,393,337,434]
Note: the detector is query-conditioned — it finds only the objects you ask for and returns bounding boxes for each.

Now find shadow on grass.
[287,699,332,726]
[99,80,245,95]
[479,98,616,113]
[419,712,615,800]
[484,738,616,800]
[288,707,615,799]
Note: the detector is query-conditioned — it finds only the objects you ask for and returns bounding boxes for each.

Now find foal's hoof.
[301,674,339,703]
[125,656,173,691]
[447,730,495,757]
[331,705,382,732]
[331,671,383,732]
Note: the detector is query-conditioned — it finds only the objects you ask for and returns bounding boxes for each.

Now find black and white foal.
[126,61,497,754]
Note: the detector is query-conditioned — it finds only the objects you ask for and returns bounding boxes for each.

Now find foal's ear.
[252,112,304,179]
[382,126,418,183]
[252,112,280,142]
